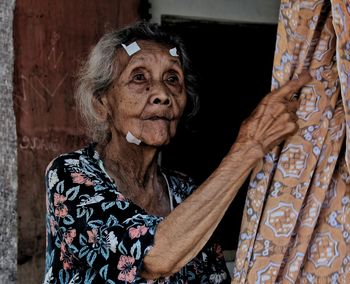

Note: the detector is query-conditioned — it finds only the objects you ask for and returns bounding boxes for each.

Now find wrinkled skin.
[95,40,312,280]
[103,41,187,147]
[96,41,187,216]
[235,76,306,156]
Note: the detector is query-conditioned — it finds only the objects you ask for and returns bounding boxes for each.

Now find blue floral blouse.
[44,144,230,283]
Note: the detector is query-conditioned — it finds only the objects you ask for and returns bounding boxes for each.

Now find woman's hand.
[235,71,312,157]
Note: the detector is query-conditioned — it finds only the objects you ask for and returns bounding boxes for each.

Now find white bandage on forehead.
[121,41,141,56]
[169,47,179,57]
[126,131,141,145]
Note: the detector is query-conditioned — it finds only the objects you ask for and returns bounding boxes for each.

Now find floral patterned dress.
[44,144,231,283]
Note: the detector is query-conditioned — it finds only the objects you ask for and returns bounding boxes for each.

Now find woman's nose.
[150,83,171,106]
[152,96,171,105]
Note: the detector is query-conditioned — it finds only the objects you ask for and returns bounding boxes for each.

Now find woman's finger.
[271,71,312,100]
[263,121,298,148]
[288,111,299,122]
[287,99,299,113]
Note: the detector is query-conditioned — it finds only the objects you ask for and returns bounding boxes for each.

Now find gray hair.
[75,21,199,144]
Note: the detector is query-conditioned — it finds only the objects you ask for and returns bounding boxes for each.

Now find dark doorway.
[160,16,277,250]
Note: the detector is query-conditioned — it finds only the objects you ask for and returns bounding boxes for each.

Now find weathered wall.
[13,1,140,282]
[0,0,17,283]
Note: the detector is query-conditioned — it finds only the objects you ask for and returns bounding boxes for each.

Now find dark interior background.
[160,16,278,250]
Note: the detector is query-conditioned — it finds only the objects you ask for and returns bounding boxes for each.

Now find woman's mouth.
[148,116,171,121]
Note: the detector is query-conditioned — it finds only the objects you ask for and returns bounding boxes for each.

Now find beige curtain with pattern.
[232,0,350,283]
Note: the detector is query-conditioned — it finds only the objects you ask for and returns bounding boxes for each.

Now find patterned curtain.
[232,0,350,283]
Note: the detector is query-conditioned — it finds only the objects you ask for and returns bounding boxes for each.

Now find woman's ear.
[92,95,110,122]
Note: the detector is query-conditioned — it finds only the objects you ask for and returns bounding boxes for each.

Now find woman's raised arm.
[141,72,312,279]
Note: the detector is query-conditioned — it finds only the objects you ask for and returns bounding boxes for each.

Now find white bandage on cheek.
[169,47,179,57]
[126,131,141,145]
[121,41,141,56]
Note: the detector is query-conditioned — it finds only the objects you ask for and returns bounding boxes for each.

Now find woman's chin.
[141,134,172,147]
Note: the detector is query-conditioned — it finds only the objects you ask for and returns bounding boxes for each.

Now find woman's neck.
[102,134,159,188]
[98,133,170,216]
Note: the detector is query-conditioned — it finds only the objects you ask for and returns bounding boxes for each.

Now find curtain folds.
[232,0,350,283]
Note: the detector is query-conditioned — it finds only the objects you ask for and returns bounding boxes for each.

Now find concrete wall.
[0,0,17,283]
[150,0,280,24]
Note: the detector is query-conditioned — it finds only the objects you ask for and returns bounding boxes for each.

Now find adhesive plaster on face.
[169,47,179,57]
[126,131,141,145]
[121,41,141,56]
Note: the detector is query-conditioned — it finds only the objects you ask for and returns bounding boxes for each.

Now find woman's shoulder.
[46,144,98,172]
[44,144,109,190]
[45,143,116,197]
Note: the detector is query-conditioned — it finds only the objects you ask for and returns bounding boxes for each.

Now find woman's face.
[104,40,187,147]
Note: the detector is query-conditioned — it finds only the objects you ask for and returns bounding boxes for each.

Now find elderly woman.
[44,22,310,283]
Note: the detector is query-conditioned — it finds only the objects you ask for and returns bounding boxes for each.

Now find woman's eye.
[133,73,146,82]
[166,75,180,85]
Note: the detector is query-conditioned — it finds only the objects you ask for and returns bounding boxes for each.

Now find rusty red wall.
[13,1,140,282]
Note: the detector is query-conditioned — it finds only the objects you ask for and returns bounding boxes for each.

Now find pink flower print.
[117,255,137,283]
[64,229,76,245]
[116,193,126,201]
[54,193,68,218]
[71,172,94,186]
[60,243,74,270]
[129,225,148,239]
[87,228,98,247]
